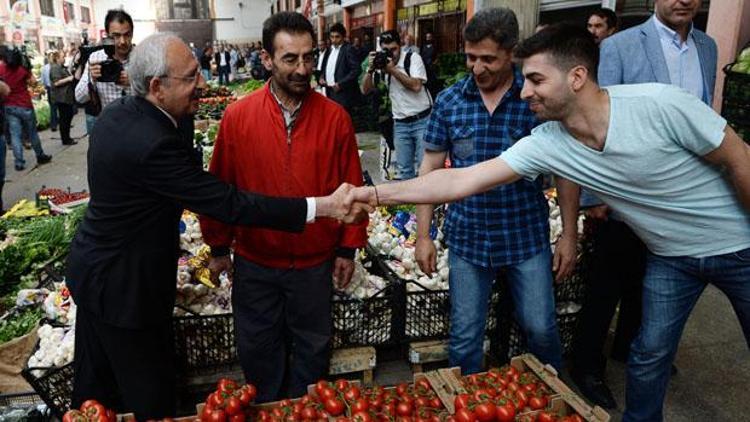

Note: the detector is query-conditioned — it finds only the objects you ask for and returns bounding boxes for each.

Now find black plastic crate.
[172,313,238,376]
[495,312,581,361]
[0,392,43,407]
[402,279,502,342]
[331,255,399,349]
[722,64,750,141]
[21,363,74,419]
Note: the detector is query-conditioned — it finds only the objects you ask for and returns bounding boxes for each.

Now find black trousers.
[233,256,332,403]
[56,103,74,144]
[72,307,176,419]
[572,219,647,377]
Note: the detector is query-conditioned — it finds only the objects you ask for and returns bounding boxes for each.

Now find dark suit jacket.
[320,43,360,109]
[66,96,307,329]
[214,51,231,68]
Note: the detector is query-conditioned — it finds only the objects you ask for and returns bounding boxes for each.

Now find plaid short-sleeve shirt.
[423,69,549,268]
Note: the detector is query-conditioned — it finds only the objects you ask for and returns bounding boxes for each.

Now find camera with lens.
[372,50,392,70]
[76,37,123,83]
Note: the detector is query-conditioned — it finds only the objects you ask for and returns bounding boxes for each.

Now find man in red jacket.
[200,12,367,402]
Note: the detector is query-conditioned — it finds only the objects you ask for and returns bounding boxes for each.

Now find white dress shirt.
[325,44,341,85]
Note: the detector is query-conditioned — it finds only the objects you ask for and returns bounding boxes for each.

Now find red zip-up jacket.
[200,84,367,268]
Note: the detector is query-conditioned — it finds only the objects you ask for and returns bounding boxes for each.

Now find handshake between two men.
[320,183,391,224]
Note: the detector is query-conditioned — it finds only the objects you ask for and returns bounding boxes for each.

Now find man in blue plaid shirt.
[415,8,580,373]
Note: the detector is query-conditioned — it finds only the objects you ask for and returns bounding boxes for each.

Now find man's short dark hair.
[463,7,518,50]
[514,23,600,83]
[330,23,346,37]
[104,9,133,33]
[262,12,315,57]
[590,7,618,29]
[379,30,400,46]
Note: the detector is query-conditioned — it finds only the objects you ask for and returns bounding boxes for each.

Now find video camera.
[372,49,392,70]
[75,37,123,83]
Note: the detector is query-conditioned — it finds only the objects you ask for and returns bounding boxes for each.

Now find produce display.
[723,45,750,141]
[0,305,42,344]
[62,399,116,422]
[729,46,750,74]
[199,379,257,422]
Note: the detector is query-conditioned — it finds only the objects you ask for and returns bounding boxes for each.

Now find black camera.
[372,50,392,70]
[76,38,123,83]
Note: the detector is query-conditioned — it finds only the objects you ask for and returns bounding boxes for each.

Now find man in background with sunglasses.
[361,30,432,180]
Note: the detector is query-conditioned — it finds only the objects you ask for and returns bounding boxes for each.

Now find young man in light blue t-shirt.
[350,24,750,422]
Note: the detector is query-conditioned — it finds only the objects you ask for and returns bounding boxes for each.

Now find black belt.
[394,107,432,123]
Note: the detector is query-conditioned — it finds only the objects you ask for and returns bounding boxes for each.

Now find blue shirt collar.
[652,14,694,47]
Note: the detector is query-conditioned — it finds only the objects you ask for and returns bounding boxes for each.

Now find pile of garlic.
[42,282,76,326]
[174,276,232,316]
[179,211,205,256]
[27,324,75,372]
[334,258,388,300]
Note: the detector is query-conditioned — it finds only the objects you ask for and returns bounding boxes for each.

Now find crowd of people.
[0,1,747,421]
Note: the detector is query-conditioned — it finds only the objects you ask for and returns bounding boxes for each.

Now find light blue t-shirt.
[501,83,750,257]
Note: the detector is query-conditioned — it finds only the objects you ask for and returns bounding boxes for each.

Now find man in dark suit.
[65,33,365,420]
[214,45,232,85]
[319,23,360,110]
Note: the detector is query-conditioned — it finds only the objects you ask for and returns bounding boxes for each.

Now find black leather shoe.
[62,140,78,145]
[36,154,52,164]
[571,372,617,409]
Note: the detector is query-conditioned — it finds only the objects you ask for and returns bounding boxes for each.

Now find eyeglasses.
[161,71,201,83]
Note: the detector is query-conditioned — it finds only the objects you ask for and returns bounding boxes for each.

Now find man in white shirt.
[361,30,432,179]
[318,23,360,110]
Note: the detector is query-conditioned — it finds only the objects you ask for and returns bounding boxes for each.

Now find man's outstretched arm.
[351,157,522,206]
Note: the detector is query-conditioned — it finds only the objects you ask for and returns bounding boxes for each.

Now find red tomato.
[315,381,330,397]
[415,378,431,392]
[415,396,429,408]
[429,397,442,409]
[208,409,228,422]
[454,408,477,422]
[344,386,362,402]
[324,398,345,416]
[370,395,384,410]
[292,402,305,416]
[495,402,515,422]
[383,401,396,416]
[334,379,350,391]
[536,411,556,422]
[230,414,246,422]
[279,399,293,408]
[352,411,373,422]
[320,387,337,401]
[396,383,409,396]
[529,396,547,410]
[395,400,413,417]
[218,378,239,394]
[225,397,243,415]
[506,382,519,393]
[237,389,253,406]
[244,384,257,402]
[352,397,370,413]
[454,393,471,411]
[301,407,318,420]
[474,402,497,422]
[209,392,225,409]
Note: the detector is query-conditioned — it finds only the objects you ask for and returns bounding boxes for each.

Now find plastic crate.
[722,64,750,141]
[403,279,501,342]
[331,255,399,349]
[172,313,238,376]
[21,362,74,419]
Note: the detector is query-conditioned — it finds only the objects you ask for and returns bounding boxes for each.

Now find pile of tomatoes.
[199,378,258,422]
[62,399,116,422]
[254,378,445,422]
[452,366,584,422]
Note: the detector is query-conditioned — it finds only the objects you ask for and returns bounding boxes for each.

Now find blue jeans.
[624,248,750,421]
[393,115,428,180]
[201,69,212,82]
[85,113,97,136]
[4,106,46,167]
[448,249,562,374]
[45,87,58,129]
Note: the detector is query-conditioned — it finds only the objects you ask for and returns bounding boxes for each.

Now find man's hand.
[552,234,576,283]
[117,71,129,87]
[316,183,373,223]
[318,78,327,87]
[366,51,376,71]
[346,186,379,209]
[89,63,102,81]
[208,255,233,285]
[332,83,341,93]
[333,257,355,290]
[384,57,397,74]
[584,205,609,220]
[415,237,437,274]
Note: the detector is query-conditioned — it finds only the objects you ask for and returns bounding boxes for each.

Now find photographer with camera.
[0,46,52,171]
[75,9,134,135]
[361,30,432,180]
